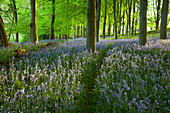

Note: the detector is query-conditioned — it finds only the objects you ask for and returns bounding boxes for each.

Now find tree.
[49,0,55,40]
[108,14,111,36]
[132,1,136,36]
[77,26,79,38]
[30,0,38,43]
[96,0,101,42]
[11,0,19,42]
[139,0,147,45]
[156,0,161,30]
[113,0,117,39]
[160,0,169,39]
[103,0,107,39]
[86,0,96,53]
[128,0,132,37]
[0,15,10,47]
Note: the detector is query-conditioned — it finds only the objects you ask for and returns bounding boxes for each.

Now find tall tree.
[82,26,85,38]
[132,1,136,36]
[113,0,117,39]
[128,0,132,37]
[30,0,38,43]
[0,15,10,47]
[108,14,111,36]
[139,0,147,45]
[156,0,161,30]
[160,0,169,39]
[49,0,55,39]
[11,0,19,42]
[103,0,107,39]
[73,26,76,39]
[118,0,122,35]
[87,0,96,52]
[77,26,79,38]
[96,0,101,42]
[122,11,125,36]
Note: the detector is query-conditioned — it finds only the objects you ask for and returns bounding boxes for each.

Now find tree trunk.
[128,0,132,37]
[73,26,76,39]
[96,0,101,42]
[87,0,96,52]
[126,9,129,35]
[139,0,147,45]
[112,24,114,35]
[49,0,55,40]
[82,26,85,38]
[122,11,125,36]
[0,15,9,47]
[160,0,169,39]
[85,28,87,37]
[11,0,19,42]
[81,25,83,37]
[108,14,111,36]
[59,27,61,39]
[113,0,117,39]
[103,0,107,39]
[156,0,161,30]
[30,0,38,43]
[65,34,67,40]
[132,2,135,36]
[118,0,122,35]
[76,26,79,38]
[135,18,138,35]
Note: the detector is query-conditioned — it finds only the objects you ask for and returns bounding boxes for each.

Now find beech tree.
[160,0,169,39]
[113,0,117,39]
[49,0,55,40]
[103,0,107,39]
[96,0,101,42]
[11,0,19,42]
[86,0,96,53]
[156,0,161,30]
[139,0,147,45]
[30,0,38,43]
[0,15,10,47]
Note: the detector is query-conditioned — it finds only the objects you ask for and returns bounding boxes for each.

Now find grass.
[0,35,169,112]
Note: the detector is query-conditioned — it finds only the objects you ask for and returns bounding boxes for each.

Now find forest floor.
[0,32,170,112]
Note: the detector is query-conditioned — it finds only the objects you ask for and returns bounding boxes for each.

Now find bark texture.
[96,0,101,42]
[87,0,96,52]
[160,0,169,39]
[0,15,10,47]
[76,26,79,38]
[156,0,161,30]
[103,0,107,39]
[139,0,147,45]
[30,0,38,43]
[11,0,19,42]
[108,14,111,36]
[113,0,117,39]
[49,0,55,39]
[132,2,135,36]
